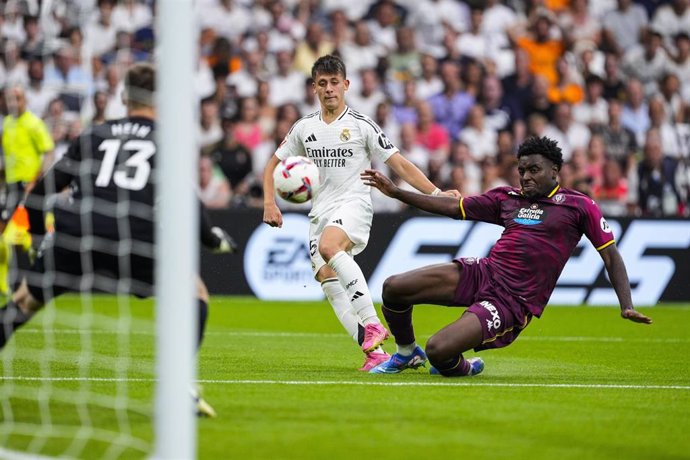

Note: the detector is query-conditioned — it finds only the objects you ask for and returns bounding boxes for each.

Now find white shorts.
[309,199,373,276]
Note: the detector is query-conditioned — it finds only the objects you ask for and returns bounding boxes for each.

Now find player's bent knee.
[425,335,455,363]
[381,275,405,305]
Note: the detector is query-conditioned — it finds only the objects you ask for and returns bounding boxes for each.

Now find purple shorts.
[452,257,532,351]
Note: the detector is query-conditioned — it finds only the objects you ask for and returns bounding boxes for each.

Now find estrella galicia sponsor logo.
[513,203,546,225]
[245,214,322,300]
[480,300,501,331]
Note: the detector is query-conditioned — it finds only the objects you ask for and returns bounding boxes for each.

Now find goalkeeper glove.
[211,226,238,254]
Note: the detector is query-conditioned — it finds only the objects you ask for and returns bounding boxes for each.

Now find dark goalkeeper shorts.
[25,232,155,303]
[452,257,532,351]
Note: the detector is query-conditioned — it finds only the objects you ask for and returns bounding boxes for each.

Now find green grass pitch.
[1,295,689,459]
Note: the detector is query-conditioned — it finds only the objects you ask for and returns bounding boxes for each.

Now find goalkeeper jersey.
[275,106,398,217]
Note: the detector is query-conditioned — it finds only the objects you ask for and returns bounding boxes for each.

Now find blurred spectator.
[459,104,497,162]
[407,0,469,56]
[268,50,305,107]
[199,155,232,210]
[481,74,512,133]
[461,59,484,99]
[255,80,276,137]
[559,0,602,47]
[480,157,509,192]
[649,97,683,158]
[85,0,118,60]
[573,74,609,128]
[650,0,690,47]
[2,40,29,88]
[111,0,153,34]
[339,20,382,75]
[298,77,319,115]
[593,158,629,216]
[524,75,554,121]
[367,0,402,53]
[198,0,251,45]
[205,117,253,199]
[456,7,496,65]
[669,33,690,100]
[594,99,638,171]
[328,9,352,49]
[43,44,93,110]
[227,50,267,98]
[349,68,386,118]
[632,128,685,216]
[547,56,584,105]
[621,78,651,146]
[232,96,263,151]
[482,0,518,69]
[398,122,429,174]
[374,101,400,148]
[198,96,223,148]
[427,60,474,141]
[416,100,450,183]
[602,52,626,100]
[24,59,56,118]
[415,53,443,101]
[585,134,607,187]
[293,22,334,77]
[510,8,565,86]
[602,0,649,55]
[621,28,669,96]
[501,49,534,141]
[658,73,685,123]
[392,79,419,125]
[543,103,590,161]
[20,15,44,60]
[388,26,420,81]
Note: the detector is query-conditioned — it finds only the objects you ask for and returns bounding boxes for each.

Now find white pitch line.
[1,376,688,391]
[17,329,689,343]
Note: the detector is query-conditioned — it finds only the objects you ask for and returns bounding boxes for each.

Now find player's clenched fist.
[263,203,283,228]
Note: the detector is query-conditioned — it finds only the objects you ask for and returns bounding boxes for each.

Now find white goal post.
[154,0,198,459]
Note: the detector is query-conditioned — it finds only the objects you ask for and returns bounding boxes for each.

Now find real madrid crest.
[339,128,351,142]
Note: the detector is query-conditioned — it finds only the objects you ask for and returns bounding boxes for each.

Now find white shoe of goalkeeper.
[191,386,217,418]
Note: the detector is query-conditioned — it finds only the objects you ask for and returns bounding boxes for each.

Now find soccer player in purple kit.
[361,136,652,376]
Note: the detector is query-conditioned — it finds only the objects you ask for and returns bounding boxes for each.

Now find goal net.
[0,1,197,458]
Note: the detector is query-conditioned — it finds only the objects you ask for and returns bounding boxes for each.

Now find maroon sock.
[430,354,470,376]
[381,304,415,346]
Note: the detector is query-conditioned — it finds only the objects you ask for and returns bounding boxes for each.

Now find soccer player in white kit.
[263,55,457,371]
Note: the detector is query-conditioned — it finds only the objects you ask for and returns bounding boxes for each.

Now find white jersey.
[275,106,398,217]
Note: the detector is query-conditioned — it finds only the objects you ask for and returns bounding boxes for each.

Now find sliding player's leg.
[370,263,462,374]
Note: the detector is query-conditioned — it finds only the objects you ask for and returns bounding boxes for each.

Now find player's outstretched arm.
[384,152,460,197]
[362,169,462,219]
[599,244,652,324]
[263,154,283,228]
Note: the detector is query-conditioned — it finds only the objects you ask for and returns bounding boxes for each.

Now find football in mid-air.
[273,156,320,203]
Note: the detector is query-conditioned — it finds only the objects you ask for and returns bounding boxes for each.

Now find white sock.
[397,343,417,356]
[321,278,360,343]
[328,251,380,326]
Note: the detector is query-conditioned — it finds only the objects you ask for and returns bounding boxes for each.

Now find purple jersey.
[459,185,615,316]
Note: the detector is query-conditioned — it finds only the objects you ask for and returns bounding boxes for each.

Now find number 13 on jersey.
[95,139,156,191]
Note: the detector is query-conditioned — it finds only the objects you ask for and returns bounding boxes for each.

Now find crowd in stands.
[1,0,689,217]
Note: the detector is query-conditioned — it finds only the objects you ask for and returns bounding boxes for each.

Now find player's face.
[517,154,559,199]
[313,72,349,112]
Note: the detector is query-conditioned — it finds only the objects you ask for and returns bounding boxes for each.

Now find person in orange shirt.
[509,9,566,86]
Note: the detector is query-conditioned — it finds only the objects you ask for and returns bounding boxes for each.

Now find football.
[273,156,321,203]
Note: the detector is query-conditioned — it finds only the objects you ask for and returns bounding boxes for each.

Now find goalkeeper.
[0,63,236,416]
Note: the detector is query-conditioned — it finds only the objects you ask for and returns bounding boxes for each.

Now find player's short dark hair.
[125,62,155,108]
[517,136,564,170]
[311,55,347,80]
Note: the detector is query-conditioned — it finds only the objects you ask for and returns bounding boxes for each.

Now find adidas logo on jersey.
[351,291,364,302]
[333,219,343,225]
[305,133,317,143]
